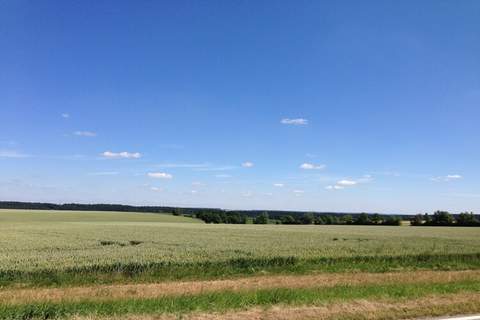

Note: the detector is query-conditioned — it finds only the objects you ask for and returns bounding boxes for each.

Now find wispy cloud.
[300,163,326,170]
[431,174,463,182]
[150,186,163,192]
[61,113,70,119]
[325,185,344,190]
[281,118,308,126]
[0,150,30,158]
[293,190,304,195]
[326,175,372,190]
[101,151,142,159]
[242,161,254,168]
[148,172,173,179]
[337,179,357,186]
[273,183,284,187]
[74,131,97,137]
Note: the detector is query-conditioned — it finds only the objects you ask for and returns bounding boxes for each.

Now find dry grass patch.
[2,270,480,304]
[71,292,480,320]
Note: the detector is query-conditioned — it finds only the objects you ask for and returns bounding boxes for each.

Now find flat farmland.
[1,210,479,319]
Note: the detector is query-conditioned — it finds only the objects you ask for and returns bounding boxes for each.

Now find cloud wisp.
[431,174,463,182]
[326,175,373,190]
[148,172,173,179]
[0,150,30,158]
[281,118,308,126]
[242,161,254,168]
[300,163,326,170]
[74,131,97,137]
[101,151,142,159]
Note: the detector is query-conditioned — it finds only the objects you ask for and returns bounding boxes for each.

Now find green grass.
[2,253,480,287]
[1,210,480,286]
[1,279,479,319]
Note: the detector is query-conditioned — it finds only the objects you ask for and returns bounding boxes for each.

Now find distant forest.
[1,201,477,226]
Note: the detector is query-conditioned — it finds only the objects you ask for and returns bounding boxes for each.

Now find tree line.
[410,211,480,227]
[3,201,477,227]
[195,211,402,226]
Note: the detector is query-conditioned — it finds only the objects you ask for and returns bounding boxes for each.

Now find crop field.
[1,209,479,319]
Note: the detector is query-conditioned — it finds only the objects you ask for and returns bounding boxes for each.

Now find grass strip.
[1,252,480,287]
[1,278,479,319]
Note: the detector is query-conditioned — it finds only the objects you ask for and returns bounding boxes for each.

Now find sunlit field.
[1,210,480,319]
[1,209,479,276]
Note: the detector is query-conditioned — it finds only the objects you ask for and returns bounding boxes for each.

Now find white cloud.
[337,179,357,186]
[326,185,344,190]
[300,163,326,170]
[431,174,463,182]
[281,118,308,125]
[446,174,462,180]
[273,183,284,187]
[101,151,142,159]
[61,113,70,119]
[150,187,163,192]
[0,150,30,158]
[74,131,97,137]
[192,181,205,186]
[293,189,304,194]
[242,161,254,168]
[190,190,198,194]
[148,172,173,179]
[327,176,372,190]
[357,174,373,183]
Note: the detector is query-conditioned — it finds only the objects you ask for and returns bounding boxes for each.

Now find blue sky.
[1,0,479,214]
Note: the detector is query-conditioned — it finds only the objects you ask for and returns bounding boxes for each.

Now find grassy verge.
[1,279,479,319]
[1,252,480,287]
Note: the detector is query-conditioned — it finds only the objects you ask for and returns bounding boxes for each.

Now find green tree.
[456,212,479,226]
[355,213,370,225]
[314,216,326,225]
[431,211,454,226]
[280,215,296,225]
[254,212,269,224]
[300,213,314,225]
[371,214,382,225]
[410,214,424,226]
[383,216,402,226]
[341,215,353,225]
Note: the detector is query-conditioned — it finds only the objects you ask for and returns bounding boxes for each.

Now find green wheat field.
[1,209,480,319]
